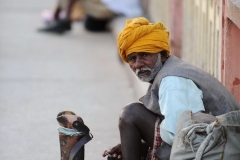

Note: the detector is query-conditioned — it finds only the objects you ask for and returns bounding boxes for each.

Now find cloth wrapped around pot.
[57,111,93,160]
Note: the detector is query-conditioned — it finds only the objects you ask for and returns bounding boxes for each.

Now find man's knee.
[120,102,144,117]
[119,102,145,127]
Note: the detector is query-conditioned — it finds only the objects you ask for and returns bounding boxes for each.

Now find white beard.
[135,54,163,82]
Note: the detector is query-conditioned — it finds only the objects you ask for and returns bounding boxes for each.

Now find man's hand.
[102,144,122,160]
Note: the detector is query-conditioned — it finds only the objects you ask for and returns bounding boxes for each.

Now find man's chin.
[138,76,152,82]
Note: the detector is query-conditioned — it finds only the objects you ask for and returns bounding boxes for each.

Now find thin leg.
[119,102,158,160]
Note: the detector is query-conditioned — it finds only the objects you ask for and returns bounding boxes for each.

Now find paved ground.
[0,1,139,159]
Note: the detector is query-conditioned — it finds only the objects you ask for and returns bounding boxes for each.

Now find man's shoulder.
[160,76,195,91]
[162,76,187,81]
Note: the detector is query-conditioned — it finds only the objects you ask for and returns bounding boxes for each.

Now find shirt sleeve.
[158,76,205,145]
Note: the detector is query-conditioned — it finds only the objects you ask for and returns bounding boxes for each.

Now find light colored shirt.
[158,76,205,145]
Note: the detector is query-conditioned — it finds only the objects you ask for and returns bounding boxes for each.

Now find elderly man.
[102,17,240,160]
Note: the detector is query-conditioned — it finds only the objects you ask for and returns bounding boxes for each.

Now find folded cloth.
[57,111,93,160]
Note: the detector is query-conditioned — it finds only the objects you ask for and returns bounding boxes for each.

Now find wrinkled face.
[127,52,163,82]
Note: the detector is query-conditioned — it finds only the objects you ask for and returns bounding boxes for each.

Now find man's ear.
[160,51,167,63]
[160,50,167,58]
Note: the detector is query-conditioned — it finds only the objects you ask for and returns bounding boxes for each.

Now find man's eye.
[127,56,135,62]
[140,52,149,57]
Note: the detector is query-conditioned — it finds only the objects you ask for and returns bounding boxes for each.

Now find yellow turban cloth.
[117,17,170,63]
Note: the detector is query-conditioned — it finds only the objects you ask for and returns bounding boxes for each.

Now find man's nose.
[135,57,144,69]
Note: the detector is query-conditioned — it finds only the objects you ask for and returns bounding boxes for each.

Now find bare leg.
[39,0,75,33]
[119,102,158,160]
[65,0,77,21]
[52,0,77,21]
[53,4,61,20]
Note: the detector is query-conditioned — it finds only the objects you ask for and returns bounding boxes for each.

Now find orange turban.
[117,17,170,63]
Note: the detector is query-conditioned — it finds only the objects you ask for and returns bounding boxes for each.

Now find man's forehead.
[128,52,147,56]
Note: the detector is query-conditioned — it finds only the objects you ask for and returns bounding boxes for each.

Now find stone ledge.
[227,0,240,29]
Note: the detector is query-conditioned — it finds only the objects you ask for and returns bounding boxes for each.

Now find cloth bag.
[170,110,240,160]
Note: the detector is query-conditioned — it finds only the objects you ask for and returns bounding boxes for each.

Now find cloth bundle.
[57,111,93,160]
[170,110,240,160]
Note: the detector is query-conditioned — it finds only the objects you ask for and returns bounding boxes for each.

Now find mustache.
[135,67,152,76]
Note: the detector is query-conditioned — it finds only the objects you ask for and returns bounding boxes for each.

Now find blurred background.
[0,0,239,159]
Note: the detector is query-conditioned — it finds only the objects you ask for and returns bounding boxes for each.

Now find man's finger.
[117,155,122,159]
[102,150,109,157]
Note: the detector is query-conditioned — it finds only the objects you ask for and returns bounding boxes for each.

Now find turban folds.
[117,17,170,63]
